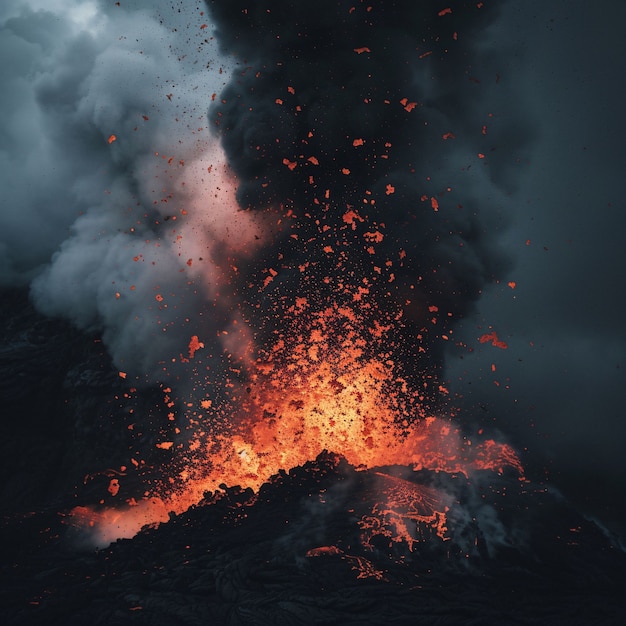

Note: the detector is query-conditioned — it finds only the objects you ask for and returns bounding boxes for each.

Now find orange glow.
[107,479,120,496]
[306,545,342,557]
[359,472,449,551]
[67,135,523,547]
[71,289,522,546]
[400,98,418,112]
[69,502,171,545]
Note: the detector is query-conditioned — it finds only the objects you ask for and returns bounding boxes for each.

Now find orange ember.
[67,149,522,547]
[479,330,508,350]
[70,290,522,546]
[187,335,204,359]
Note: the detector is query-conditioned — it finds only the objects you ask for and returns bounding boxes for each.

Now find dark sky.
[1,0,624,535]
[445,0,626,530]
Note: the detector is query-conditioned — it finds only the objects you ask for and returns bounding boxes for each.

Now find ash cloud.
[2,0,623,548]
[206,0,528,392]
[1,0,530,390]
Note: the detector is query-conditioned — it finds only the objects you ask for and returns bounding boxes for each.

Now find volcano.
[2,297,625,624]
[2,1,626,624]
[3,449,626,625]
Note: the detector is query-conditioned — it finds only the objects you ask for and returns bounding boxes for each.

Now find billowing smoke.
[2,0,625,587]
[0,0,265,382]
[1,0,528,396]
[1,0,532,500]
[206,0,528,403]
[2,0,534,502]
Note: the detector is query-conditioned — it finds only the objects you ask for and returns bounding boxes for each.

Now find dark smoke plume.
[207,0,525,402]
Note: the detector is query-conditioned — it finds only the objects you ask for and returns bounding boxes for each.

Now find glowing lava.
[68,107,523,548]
[69,296,522,548]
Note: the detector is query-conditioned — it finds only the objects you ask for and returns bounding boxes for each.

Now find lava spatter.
[69,279,522,547]
[67,0,525,547]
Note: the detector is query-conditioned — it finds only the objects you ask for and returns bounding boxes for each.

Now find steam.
[0,0,263,380]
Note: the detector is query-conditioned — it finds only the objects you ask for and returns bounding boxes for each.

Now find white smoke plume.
[0,0,263,380]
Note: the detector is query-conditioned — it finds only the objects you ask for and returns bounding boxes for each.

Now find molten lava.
[69,93,523,547]
[69,290,522,548]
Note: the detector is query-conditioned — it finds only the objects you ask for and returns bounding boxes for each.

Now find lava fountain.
[68,0,525,547]
[68,220,522,546]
